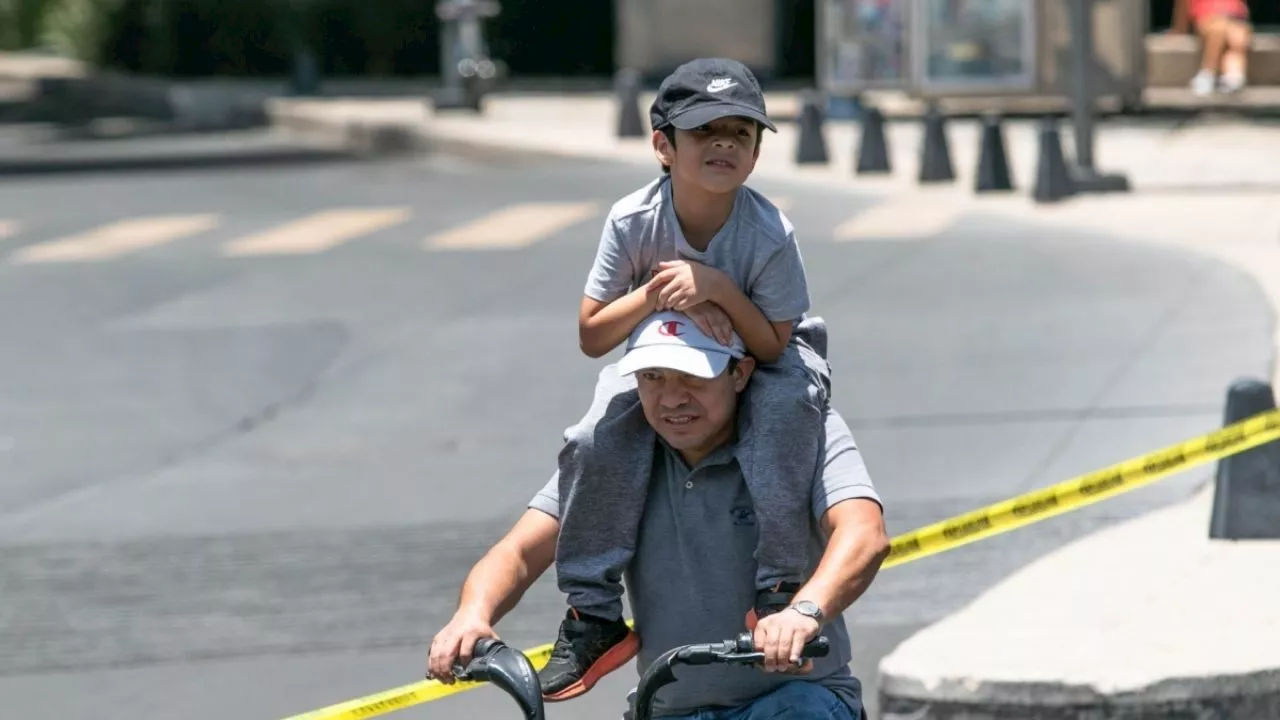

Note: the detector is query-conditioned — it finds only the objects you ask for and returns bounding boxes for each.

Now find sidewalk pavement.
[265,91,1280,717]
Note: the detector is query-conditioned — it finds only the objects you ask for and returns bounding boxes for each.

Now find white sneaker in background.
[1190,69,1217,96]
[1219,71,1246,93]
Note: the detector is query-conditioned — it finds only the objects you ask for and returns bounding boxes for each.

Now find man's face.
[633,358,755,463]
[655,116,761,194]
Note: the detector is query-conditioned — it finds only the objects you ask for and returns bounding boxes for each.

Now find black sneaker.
[744,581,802,630]
[539,608,639,702]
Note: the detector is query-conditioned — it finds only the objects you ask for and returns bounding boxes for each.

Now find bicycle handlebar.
[630,632,830,720]
[456,632,829,720]
[451,638,545,720]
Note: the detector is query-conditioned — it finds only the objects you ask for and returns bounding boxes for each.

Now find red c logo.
[658,321,684,337]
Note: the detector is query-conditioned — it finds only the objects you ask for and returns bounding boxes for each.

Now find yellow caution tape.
[282,407,1280,720]
[881,406,1280,569]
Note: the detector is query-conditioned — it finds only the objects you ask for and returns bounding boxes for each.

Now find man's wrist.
[786,599,826,624]
[455,602,494,625]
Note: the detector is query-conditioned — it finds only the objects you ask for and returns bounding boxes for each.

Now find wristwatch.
[787,600,824,623]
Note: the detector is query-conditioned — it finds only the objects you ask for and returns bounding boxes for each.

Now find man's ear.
[731,357,756,392]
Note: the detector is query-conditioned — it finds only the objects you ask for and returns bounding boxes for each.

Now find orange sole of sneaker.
[542,630,641,703]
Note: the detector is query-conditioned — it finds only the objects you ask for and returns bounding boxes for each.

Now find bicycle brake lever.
[675,642,733,665]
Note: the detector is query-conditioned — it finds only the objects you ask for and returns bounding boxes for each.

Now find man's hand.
[426,609,499,683]
[752,608,821,674]
[648,260,728,312]
[683,301,734,346]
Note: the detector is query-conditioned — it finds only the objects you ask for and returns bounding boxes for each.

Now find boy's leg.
[737,323,832,626]
[543,362,650,701]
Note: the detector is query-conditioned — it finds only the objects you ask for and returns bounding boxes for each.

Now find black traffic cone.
[917,103,954,183]
[1209,378,1280,540]
[855,106,891,175]
[975,113,1014,192]
[794,91,828,165]
[615,68,645,138]
[1032,116,1076,203]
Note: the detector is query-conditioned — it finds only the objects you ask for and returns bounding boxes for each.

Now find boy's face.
[654,116,761,194]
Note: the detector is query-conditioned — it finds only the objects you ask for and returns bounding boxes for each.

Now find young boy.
[539,57,833,701]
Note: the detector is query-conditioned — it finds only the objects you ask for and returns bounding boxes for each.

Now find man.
[427,311,890,719]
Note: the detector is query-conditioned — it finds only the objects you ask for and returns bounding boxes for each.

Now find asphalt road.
[0,146,1272,720]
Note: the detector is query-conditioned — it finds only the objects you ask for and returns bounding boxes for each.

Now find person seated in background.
[1173,0,1254,95]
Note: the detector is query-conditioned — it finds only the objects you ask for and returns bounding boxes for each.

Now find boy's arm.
[579,214,652,358]
[707,280,793,363]
[723,226,811,363]
[662,227,809,363]
[579,287,662,358]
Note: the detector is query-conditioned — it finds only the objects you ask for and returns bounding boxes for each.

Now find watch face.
[795,601,821,618]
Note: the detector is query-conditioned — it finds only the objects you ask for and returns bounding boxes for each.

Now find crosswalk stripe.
[222,207,412,257]
[426,201,599,250]
[10,215,219,264]
[833,194,964,241]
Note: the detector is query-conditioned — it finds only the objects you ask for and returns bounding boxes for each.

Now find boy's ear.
[653,129,674,167]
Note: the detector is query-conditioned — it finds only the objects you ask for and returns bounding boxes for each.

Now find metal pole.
[1069,0,1095,171]
[1066,0,1129,193]
[283,0,319,96]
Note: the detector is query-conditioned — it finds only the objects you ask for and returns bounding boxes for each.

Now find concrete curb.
[879,673,1280,720]
[0,130,365,178]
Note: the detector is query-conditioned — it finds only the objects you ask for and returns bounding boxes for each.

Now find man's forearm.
[456,544,542,625]
[793,506,891,621]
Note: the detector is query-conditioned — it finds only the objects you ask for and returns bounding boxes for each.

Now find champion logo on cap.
[706,78,738,93]
[658,321,684,337]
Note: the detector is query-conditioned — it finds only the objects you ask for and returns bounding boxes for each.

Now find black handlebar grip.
[801,636,829,659]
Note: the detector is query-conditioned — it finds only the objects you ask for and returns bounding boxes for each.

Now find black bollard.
[1032,116,1076,203]
[615,68,645,138]
[974,113,1013,193]
[794,91,828,165]
[855,106,891,175]
[1209,378,1280,540]
[917,103,954,183]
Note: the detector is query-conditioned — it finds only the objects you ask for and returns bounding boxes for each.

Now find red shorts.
[1188,0,1250,23]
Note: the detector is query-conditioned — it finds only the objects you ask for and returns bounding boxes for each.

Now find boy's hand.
[648,260,727,312]
[683,302,734,346]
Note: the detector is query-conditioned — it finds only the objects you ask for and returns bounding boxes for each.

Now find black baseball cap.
[649,58,777,134]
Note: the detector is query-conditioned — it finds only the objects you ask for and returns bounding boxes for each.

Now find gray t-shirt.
[529,408,882,718]
[583,175,811,324]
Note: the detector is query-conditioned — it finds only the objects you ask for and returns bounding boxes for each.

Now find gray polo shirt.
[529,408,882,718]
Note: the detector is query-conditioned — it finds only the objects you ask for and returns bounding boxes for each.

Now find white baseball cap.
[616,311,747,379]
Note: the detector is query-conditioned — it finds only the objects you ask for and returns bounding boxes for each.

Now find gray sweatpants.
[555,316,833,620]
